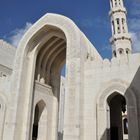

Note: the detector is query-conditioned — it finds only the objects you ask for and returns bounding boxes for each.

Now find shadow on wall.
[100,129,110,140]
[100,128,122,140]
[126,66,140,139]
[58,132,63,140]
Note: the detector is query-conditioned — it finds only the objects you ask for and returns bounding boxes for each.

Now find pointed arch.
[8,13,90,140]
[96,79,139,140]
[32,100,47,140]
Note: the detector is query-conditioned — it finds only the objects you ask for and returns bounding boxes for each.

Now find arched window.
[119,50,122,54]
[115,0,117,7]
[116,18,121,34]
[126,50,129,54]
[126,48,131,55]
[113,50,117,57]
[118,48,124,55]
[118,0,121,6]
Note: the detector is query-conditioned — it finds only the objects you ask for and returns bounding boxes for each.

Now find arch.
[118,48,124,56]
[8,13,88,140]
[96,80,139,140]
[16,13,81,56]
[96,79,129,108]
[32,27,67,92]
[107,93,126,140]
[125,48,131,55]
[113,50,117,57]
[32,100,47,140]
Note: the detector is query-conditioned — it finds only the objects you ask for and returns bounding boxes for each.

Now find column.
[111,20,115,35]
[119,18,123,34]
[120,0,124,7]
[112,0,115,8]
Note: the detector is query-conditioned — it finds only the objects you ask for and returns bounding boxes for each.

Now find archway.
[32,100,47,140]
[7,13,89,140]
[34,27,66,97]
[107,93,127,140]
[96,81,139,140]
[29,26,67,140]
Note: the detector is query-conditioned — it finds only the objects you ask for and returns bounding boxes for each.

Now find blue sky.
[0,0,140,59]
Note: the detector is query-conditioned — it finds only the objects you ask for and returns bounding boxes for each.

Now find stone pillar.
[63,58,81,140]
[111,20,115,35]
[51,96,59,140]
[119,18,123,34]
[120,0,123,7]
[50,74,61,140]
[112,0,115,7]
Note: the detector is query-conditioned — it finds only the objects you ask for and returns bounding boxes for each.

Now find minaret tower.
[109,0,132,58]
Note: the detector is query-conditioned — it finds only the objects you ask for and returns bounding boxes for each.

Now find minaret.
[109,0,132,58]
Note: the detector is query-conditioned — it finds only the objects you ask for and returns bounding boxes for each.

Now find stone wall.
[82,53,140,140]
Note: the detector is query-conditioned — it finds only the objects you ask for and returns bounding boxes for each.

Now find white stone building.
[0,0,140,140]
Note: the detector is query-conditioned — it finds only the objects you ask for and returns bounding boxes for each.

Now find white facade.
[0,0,140,140]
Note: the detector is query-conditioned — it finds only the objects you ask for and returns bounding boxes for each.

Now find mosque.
[0,0,140,140]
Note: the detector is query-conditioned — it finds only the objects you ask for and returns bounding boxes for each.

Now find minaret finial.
[109,0,132,58]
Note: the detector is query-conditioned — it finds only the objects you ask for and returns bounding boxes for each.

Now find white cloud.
[129,18,140,53]
[129,18,140,31]
[9,22,32,47]
[128,0,140,53]
[130,32,140,52]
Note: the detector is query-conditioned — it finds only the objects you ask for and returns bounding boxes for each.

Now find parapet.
[87,53,140,73]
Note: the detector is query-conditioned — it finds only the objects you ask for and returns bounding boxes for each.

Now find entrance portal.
[31,26,66,140]
[107,93,128,140]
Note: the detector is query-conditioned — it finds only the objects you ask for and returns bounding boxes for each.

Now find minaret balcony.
[110,34,132,44]
[109,7,126,16]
